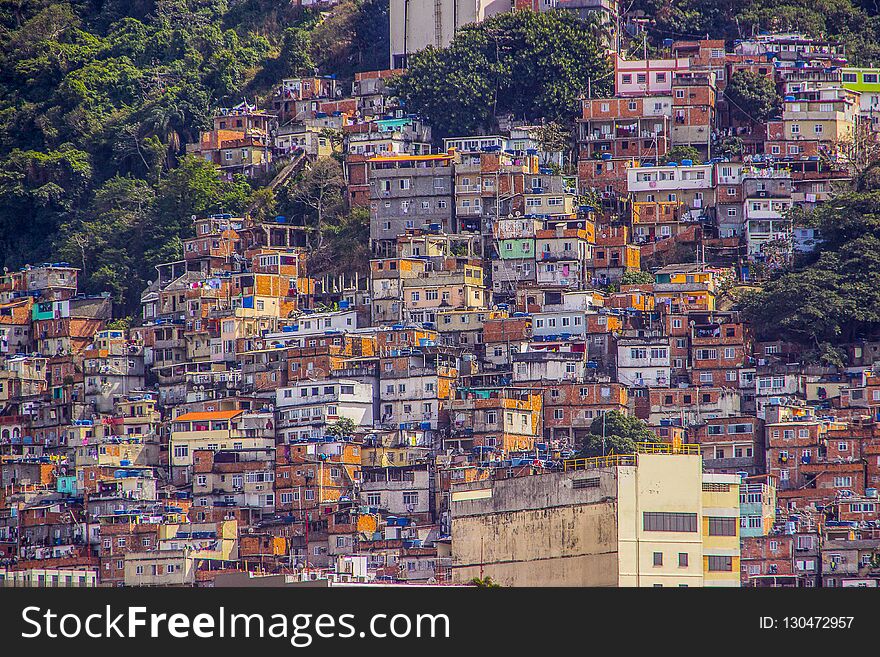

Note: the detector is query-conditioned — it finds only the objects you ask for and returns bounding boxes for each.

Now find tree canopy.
[725,70,780,123]
[0,0,384,315]
[739,188,880,359]
[630,0,880,66]
[394,10,612,139]
[576,411,659,458]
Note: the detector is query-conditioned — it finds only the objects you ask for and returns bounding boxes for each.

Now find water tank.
[681,159,693,166]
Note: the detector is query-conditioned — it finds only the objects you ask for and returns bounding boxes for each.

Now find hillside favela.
[5,0,880,589]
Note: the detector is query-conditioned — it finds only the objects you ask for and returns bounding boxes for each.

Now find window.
[679,553,689,567]
[653,552,663,566]
[708,517,737,536]
[707,556,733,571]
[643,512,697,532]
[402,492,419,506]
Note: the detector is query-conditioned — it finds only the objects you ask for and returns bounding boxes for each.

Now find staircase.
[245,149,308,216]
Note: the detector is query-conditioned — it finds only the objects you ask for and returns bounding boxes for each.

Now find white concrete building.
[616,333,672,387]
[390,0,512,68]
[276,378,377,442]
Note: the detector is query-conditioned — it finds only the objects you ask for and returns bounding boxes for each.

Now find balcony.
[540,249,581,261]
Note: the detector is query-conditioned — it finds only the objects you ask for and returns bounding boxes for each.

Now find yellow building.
[654,264,718,312]
[451,443,741,586]
[169,410,274,477]
[701,473,742,587]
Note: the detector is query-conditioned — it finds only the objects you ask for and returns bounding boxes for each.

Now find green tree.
[0,0,311,310]
[395,10,612,139]
[725,70,781,123]
[620,270,655,285]
[317,206,371,277]
[576,411,658,457]
[326,417,357,438]
[739,190,880,350]
[56,174,154,307]
[469,577,500,588]
[310,0,390,77]
[145,155,252,279]
[0,146,92,268]
[282,157,345,251]
[660,145,702,165]
[714,135,744,160]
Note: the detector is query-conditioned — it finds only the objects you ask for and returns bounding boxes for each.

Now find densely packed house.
[4,31,880,588]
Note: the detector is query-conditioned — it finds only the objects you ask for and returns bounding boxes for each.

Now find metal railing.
[563,441,699,471]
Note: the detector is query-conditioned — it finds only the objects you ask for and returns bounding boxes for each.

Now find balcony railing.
[563,441,699,471]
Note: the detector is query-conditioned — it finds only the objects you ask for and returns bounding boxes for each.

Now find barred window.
[708,517,737,536]
[643,512,697,532]
[572,477,600,489]
[702,482,730,492]
[708,555,733,571]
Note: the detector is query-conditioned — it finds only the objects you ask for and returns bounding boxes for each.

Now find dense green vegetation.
[576,411,659,457]
[740,181,880,364]
[631,0,880,66]
[724,70,780,123]
[395,10,612,140]
[0,0,387,314]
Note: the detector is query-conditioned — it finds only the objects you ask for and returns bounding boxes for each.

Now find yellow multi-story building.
[168,410,274,481]
[450,443,741,586]
[653,264,718,312]
[701,473,742,587]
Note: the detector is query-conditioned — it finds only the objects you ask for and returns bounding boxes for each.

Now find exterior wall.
[616,454,705,587]
[451,469,620,586]
[451,453,714,587]
[701,474,742,587]
[389,0,512,66]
